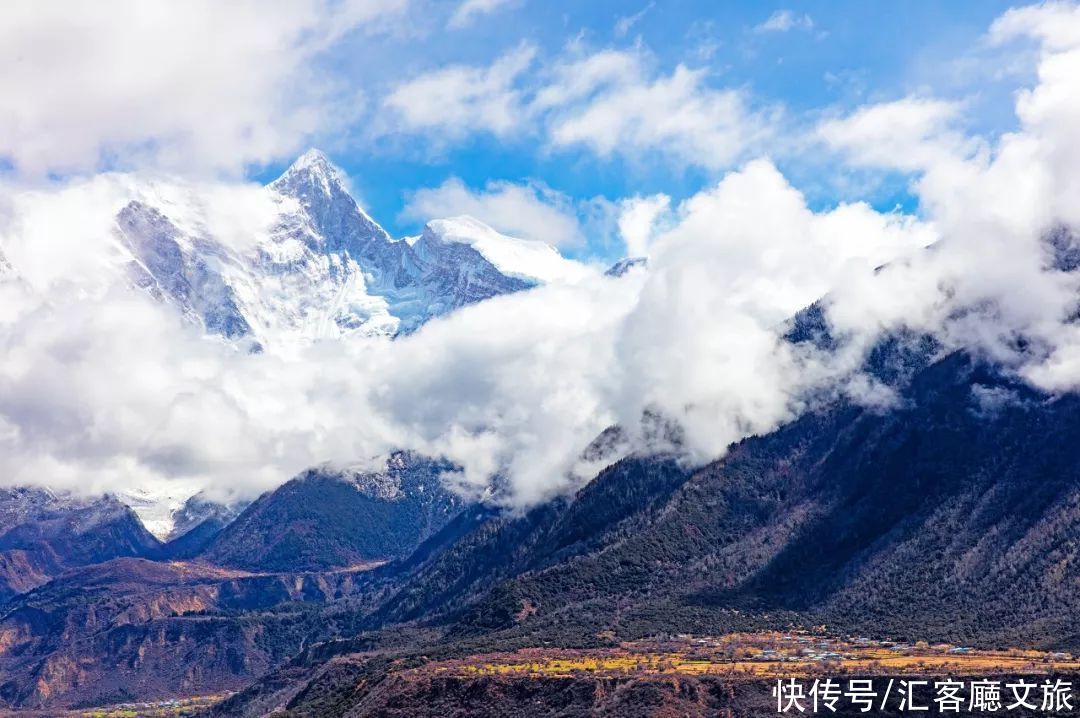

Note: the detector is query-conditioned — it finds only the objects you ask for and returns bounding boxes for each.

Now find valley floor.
[211,632,1080,717]
[9,632,1080,716]
[437,631,1080,680]
[0,692,227,717]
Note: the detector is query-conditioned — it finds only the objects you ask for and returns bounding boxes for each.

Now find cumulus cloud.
[0,0,409,177]
[380,45,775,170]
[818,97,981,172]
[816,1,1080,396]
[612,160,935,457]
[0,157,933,510]
[0,179,635,507]
[381,43,536,139]
[617,194,671,258]
[402,177,585,247]
[988,1,1080,50]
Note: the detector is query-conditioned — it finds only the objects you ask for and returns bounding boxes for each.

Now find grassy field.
[441,631,1080,680]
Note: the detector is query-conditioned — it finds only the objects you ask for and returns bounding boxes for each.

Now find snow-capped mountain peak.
[268,148,390,253]
[2,150,601,531]
[270,148,349,197]
[425,216,592,284]
[604,256,648,277]
[101,151,560,344]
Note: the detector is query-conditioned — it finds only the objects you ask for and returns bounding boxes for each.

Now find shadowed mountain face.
[604,256,647,277]
[211,350,1080,716]
[381,353,1080,648]
[10,349,1080,712]
[0,557,379,709]
[116,202,253,339]
[0,489,161,603]
[199,453,465,572]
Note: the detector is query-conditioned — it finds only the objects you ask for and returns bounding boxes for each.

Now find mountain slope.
[0,489,162,602]
[214,350,1080,716]
[265,151,537,334]
[158,494,249,559]
[424,216,592,284]
[200,453,464,572]
[0,558,379,709]
[400,352,1080,648]
[13,347,1080,713]
[116,201,253,340]
[109,150,549,345]
[604,256,647,277]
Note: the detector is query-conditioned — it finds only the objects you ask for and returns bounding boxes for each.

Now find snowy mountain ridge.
[426,216,592,284]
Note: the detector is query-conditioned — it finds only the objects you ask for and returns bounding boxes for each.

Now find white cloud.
[7,1,1080,520]
[988,1,1080,51]
[609,158,935,460]
[754,10,814,33]
[402,177,584,247]
[448,0,519,29]
[0,0,409,177]
[381,44,536,139]
[617,194,670,258]
[814,2,1080,397]
[817,97,980,172]
[614,2,655,38]
[380,45,774,170]
[0,179,635,507]
[0,156,934,510]
[544,54,774,169]
[531,49,642,110]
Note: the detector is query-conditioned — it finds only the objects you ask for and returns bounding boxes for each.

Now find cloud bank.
[0,156,932,510]
[3,3,1080,520]
[0,0,408,177]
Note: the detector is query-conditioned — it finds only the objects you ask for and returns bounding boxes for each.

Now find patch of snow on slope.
[119,480,204,539]
[426,216,594,284]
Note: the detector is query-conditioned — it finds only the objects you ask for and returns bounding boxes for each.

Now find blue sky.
[246,0,1026,260]
[0,0,1041,263]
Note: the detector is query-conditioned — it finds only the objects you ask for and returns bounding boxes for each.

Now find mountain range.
[5,152,1080,714]
[111,149,590,349]
[0,149,607,541]
[0,487,161,603]
[4,307,1080,713]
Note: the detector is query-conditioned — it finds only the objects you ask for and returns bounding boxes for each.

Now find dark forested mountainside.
[216,350,1080,715]
[200,453,463,572]
[6,350,1080,713]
